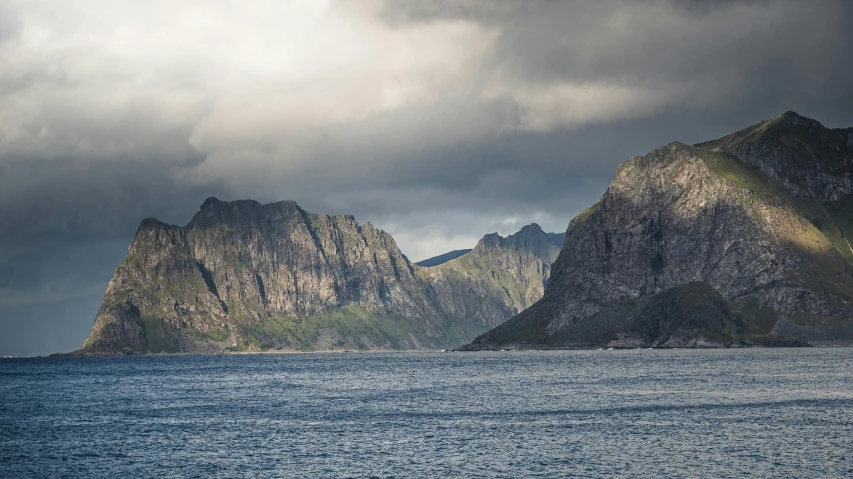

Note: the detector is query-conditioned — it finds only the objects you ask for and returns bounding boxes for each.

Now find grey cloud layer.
[0,0,851,355]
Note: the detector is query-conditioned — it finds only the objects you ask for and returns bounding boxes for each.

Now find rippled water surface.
[2,349,853,478]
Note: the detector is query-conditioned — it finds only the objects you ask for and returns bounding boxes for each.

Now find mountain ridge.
[79,201,563,354]
[416,249,472,267]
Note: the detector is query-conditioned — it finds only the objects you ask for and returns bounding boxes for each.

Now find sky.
[1,0,852,356]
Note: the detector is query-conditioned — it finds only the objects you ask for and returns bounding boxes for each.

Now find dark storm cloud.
[1,0,852,355]
[0,156,224,242]
[381,0,847,108]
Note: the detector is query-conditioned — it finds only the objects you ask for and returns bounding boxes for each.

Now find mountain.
[416,228,564,268]
[416,249,472,267]
[464,112,853,349]
[423,224,563,330]
[78,199,562,354]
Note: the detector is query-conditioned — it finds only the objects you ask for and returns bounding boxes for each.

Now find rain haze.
[1,0,852,356]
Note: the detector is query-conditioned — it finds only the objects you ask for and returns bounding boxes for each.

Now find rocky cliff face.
[465,112,853,349]
[80,200,562,354]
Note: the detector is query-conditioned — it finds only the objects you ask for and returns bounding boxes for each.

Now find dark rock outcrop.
[607,282,748,348]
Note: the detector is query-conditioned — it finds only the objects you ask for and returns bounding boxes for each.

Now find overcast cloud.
[1,0,851,355]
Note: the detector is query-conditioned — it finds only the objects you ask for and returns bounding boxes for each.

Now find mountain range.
[78,199,563,354]
[77,111,853,354]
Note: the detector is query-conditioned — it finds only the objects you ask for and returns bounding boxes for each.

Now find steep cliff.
[80,200,562,354]
[465,112,853,349]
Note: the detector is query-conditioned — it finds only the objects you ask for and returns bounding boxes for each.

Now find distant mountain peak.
[514,223,546,239]
[416,223,564,268]
[472,224,565,255]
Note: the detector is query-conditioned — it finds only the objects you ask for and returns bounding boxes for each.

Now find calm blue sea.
[1,349,852,478]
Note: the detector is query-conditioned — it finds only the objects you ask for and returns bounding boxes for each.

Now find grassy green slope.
[137,304,486,353]
[691,142,853,329]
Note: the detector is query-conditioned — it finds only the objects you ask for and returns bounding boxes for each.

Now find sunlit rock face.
[465,112,853,349]
[80,199,563,354]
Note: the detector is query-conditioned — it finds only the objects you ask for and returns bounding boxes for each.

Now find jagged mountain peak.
[472,223,563,256]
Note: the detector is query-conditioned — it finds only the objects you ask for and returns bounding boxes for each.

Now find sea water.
[1,349,852,478]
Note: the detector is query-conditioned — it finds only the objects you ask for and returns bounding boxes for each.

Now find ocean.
[2,348,852,478]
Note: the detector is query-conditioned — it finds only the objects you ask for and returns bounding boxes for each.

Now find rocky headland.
[463,112,853,350]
